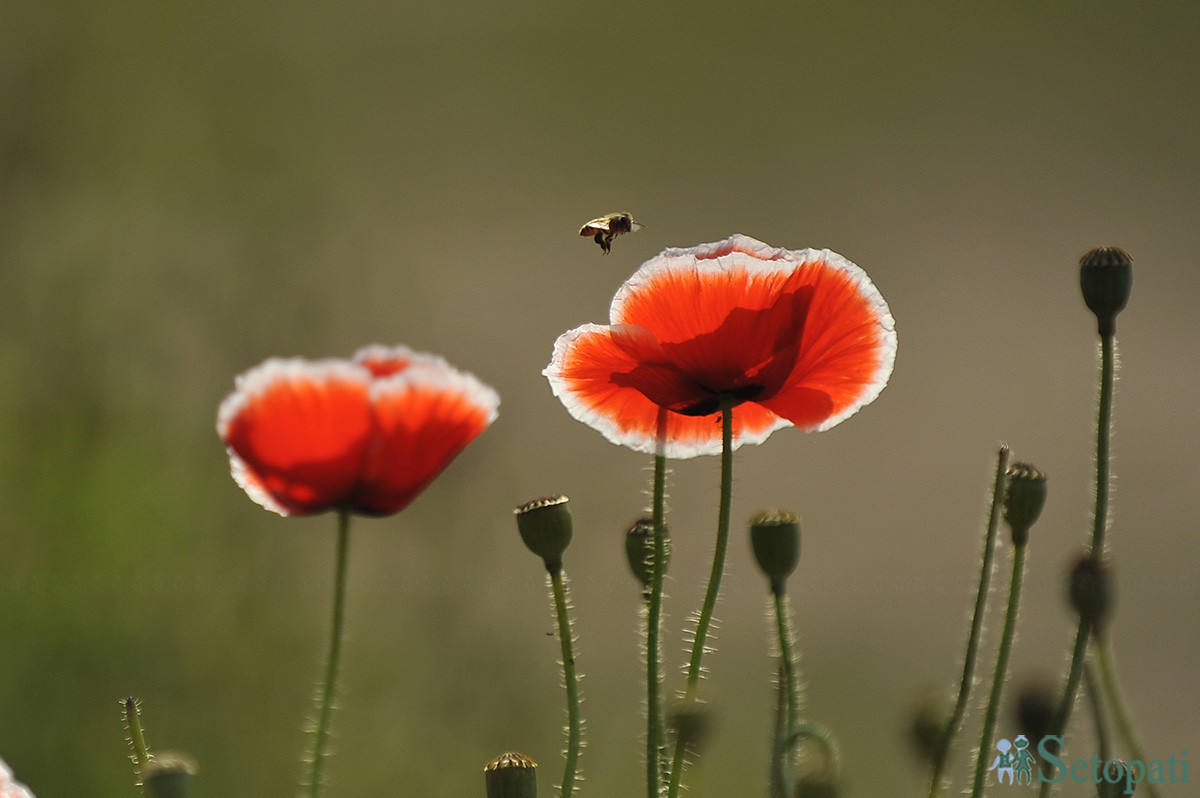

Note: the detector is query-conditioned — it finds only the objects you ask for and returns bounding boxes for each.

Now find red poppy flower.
[544,234,895,458]
[218,345,499,517]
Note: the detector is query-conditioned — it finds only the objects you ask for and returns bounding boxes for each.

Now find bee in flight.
[579,212,643,254]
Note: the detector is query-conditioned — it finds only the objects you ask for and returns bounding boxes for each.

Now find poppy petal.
[352,343,416,378]
[217,359,374,516]
[757,251,896,431]
[352,356,500,515]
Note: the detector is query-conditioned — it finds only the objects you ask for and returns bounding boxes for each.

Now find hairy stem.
[646,410,669,797]
[308,509,352,798]
[667,396,734,798]
[970,542,1028,798]
[550,566,582,798]
[1096,637,1161,798]
[928,445,1010,797]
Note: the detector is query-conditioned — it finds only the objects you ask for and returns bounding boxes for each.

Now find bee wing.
[579,217,612,236]
[629,220,645,232]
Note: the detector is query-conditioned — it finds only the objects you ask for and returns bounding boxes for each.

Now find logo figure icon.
[988,738,1016,784]
[1012,735,1037,784]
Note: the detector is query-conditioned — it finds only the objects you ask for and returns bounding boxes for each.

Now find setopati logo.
[985,734,1189,793]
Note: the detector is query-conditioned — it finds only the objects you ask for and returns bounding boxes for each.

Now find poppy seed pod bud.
[1080,247,1133,337]
[1098,760,1133,798]
[624,516,670,591]
[515,495,573,572]
[1068,553,1114,633]
[668,697,714,755]
[749,509,802,594]
[484,752,538,798]
[907,691,951,766]
[142,754,196,798]
[1003,463,1047,546]
[1014,677,1057,742]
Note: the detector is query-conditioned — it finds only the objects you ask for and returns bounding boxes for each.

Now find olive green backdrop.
[2,2,1197,795]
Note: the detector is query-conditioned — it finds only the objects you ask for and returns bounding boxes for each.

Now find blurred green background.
[2,2,1197,795]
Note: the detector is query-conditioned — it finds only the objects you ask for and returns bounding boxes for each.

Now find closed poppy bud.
[1003,463,1047,546]
[668,697,714,756]
[624,516,669,591]
[749,509,802,594]
[484,752,538,798]
[142,754,196,798]
[1079,247,1133,337]
[515,495,573,571]
[1098,760,1134,798]
[1068,552,1114,633]
[907,691,951,766]
[1013,677,1057,742]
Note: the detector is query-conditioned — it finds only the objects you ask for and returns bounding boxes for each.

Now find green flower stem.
[667,396,734,798]
[770,665,787,798]
[928,445,1010,797]
[784,724,839,770]
[308,509,352,798]
[1037,621,1092,798]
[1096,637,1161,798]
[549,565,582,798]
[773,591,800,749]
[123,696,151,785]
[1040,333,1119,796]
[646,410,669,798]
[1092,334,1115,554]
[1083,659,1110,766]
[771,592,800,798]
[969,541,1028,798]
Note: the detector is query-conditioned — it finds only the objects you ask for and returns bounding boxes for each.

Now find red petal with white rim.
[218,359,374,516]
[353,358,500,515]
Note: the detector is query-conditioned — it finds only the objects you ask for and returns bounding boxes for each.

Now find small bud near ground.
[1068,553,1115,634]
[1003,463,1047,545]
[142,754,196,798]
[484,752,538,798]
[1079,247,1133,337]
[1098,760,1136,797]
[515,495,573,571]
[794,772,840,798]
[749,509,802,594]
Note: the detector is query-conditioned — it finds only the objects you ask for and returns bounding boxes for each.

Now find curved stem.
[667,396,734,798]
[1095,637,1162,798]
[969,542,1028,798]
[646,410,669,798]
[1037,620,1091,797]
[308,509,352,798]
[928,445,1010,797]
[775,723,839,794]
[550,566,582,798]
[772,591,800,797]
